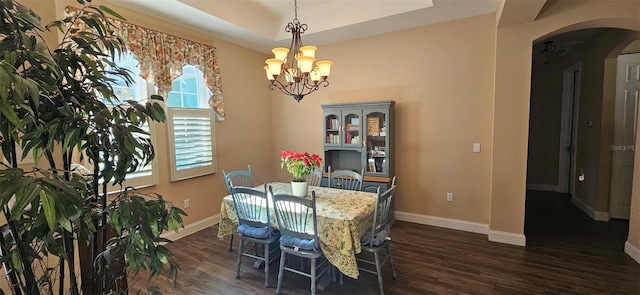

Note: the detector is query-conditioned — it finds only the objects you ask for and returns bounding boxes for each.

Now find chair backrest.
[231,184,272,231]
[305,166,324,187]
[270,187,319,248]
[222,165,253,194]
[365,183,396,247]
[327,166,364,191]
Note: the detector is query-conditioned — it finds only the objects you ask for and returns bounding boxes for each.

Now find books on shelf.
[328,118,339,130]
[344,132,361,144]
[327,134,340,144]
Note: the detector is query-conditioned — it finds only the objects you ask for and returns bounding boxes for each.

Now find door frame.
[558,62,582,194]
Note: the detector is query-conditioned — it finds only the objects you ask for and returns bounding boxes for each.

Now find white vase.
[291,180,309,197]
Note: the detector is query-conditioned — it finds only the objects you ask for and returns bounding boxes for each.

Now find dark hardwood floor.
[131,191,639,294]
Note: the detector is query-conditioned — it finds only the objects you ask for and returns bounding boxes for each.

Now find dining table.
[217,182,378,280]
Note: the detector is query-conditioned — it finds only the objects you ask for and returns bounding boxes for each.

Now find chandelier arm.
[269,80,295,97]
[300,79,319,94]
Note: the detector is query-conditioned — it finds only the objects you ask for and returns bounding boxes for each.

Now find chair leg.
[276,251,286,295]
[310,258,316,295]
[386,243,397,279]
[332,266,344,285]
[332,266,336,283]
[264,243,270,288]
[236,238,244,279]
[374,252,384,295]
[228,234,234,251]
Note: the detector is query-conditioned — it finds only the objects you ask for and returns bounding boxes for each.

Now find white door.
[609,53,640,220]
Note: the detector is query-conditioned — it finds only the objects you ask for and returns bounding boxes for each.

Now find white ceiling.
[108,0,501,53]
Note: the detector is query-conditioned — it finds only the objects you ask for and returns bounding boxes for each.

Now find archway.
[490,0,639,258]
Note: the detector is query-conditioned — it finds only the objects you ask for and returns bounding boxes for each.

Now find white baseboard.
[625,241,640,264]
[593,210,610,221]
[488,230,526,246]
[161,214,219,242]
[526,183,558,192]
[395,211,528,246]
[571,196,610,221]
[395,211,488,234]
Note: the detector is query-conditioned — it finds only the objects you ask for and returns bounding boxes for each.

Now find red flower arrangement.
[280,150,323,181]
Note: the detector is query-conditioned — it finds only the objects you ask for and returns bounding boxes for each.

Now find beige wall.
[271,14,497,224]
[492,0,639,247]
[17,0,640,254]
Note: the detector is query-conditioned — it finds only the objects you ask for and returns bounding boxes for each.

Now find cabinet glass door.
[342,110,361,147]
[324,111,341,146]
[364,110,388,175]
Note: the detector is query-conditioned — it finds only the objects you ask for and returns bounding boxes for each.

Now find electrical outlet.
[473,143,481,153]
[446,193,453,202]
[183,199,190,208]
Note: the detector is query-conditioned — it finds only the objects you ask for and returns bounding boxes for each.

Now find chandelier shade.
[264,0,332,102]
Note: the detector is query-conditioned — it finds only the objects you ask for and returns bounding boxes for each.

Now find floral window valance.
[110,19,225,120]
[65,6,225,119]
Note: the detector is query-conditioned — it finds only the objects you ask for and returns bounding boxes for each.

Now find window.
[90,52,158,191]
[167,65,216,181]
[167,65,211,108]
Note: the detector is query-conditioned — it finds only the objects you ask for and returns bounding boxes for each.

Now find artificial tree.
[0,0,185,294]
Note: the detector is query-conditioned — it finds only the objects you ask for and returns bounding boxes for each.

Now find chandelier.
[264,0,333,102]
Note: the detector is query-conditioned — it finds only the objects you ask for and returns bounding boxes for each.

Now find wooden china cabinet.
[321,100,395,191]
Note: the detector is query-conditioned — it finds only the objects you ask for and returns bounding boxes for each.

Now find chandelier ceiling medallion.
[264,0,333,102]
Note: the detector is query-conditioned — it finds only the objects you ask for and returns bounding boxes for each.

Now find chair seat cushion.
[279,234,317,251]
[361,225,390,246]
[237,224,272,239]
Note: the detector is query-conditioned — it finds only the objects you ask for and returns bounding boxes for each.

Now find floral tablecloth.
[217,182,377,279]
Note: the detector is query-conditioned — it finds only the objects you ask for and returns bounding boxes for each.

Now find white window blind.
[167,107,216,181]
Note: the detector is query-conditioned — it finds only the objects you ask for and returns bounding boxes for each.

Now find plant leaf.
[99,5,125,20]
[40,190,56,230]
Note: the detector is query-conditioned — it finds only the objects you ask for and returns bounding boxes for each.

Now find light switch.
[473,143,481,153]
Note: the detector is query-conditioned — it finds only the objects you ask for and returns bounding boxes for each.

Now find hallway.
[525,190,630,251]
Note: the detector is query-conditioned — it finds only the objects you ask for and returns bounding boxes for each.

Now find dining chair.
[270,188,332,295]
[305,166,324,187]
[231,183,280,288]
[222,165,254,251]
[327,166,364,191]
[356,179,397,295]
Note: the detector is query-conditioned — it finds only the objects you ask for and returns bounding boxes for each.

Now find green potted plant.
[280,150,322,197]
[0,0,185,293]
